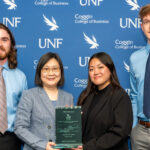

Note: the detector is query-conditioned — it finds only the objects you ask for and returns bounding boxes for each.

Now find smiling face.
[41,58,61,88]
[89,58,111,90]
[0,29,11,64]
[141,14,150,44]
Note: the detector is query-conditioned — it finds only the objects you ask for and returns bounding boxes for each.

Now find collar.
[146,43,150,53]
[0,61,9,71]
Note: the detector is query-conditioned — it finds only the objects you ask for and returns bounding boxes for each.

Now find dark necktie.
[0,67,8,134]
[143,52,150,118]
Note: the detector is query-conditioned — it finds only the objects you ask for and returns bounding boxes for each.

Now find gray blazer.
[14,87,73,150]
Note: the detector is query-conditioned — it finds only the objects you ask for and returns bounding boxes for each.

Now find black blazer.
[81,85,133,150]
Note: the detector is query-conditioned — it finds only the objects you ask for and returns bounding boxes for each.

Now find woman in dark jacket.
[76,52,133,150]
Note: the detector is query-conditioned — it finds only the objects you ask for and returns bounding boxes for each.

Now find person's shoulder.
[20,87,40,104]
[23,87,39,95]
[10,68,26,78]
[59,89,73,98]
[112,87,130,107]
[113,87,128,98]
[117,87,127,94]
[130,46,146,61]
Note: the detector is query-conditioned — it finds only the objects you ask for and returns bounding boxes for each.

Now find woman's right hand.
[46,142,60,150]
[72,145,83,150]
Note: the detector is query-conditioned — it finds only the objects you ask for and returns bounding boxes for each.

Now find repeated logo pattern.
[3,0,17,10]
[0,0,149,111]
[123,61,130,72]
[43,14,59,31]
[83,32,99,49]
[125,0,140,11]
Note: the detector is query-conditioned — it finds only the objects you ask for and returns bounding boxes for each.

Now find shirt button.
[47,125,51,129]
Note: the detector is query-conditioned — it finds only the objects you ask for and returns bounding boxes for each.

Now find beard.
[0,46,10,60]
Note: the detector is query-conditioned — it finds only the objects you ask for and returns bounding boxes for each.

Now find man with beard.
[0,23,28,150]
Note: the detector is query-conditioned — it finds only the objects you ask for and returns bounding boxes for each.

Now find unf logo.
[120,18,141,28]
[3,17,21,27]
[80,0,103,6]
[79,56,90,67]
[39,38,63,49]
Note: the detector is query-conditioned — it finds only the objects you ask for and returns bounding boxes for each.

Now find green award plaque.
[53,106,82,149]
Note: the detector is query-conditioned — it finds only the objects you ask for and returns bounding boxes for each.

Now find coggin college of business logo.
[3,0,17,10]
[39,14,63,49]
[114,39,144,50]
[34,0,69,6]
[74,14,109,24]
[74,78,88,88]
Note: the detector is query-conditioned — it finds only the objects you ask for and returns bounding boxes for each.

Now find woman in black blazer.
[76,52,133,150]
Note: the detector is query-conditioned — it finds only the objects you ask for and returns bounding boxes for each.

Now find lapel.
[38,88,65,111]
[38,87,55,119]
[56,89,65,107]
[82,85,113,135]
[82,93,94,132]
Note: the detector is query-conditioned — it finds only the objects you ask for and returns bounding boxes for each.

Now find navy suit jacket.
[14,87,73,150]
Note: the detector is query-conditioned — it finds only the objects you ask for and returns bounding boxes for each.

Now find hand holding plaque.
[53,106,82,149]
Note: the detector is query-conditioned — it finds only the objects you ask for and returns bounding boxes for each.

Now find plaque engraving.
[53,106,82,149]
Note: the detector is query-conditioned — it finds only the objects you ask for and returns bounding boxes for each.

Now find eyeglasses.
[42,67,60,74]
[142,19,150,25]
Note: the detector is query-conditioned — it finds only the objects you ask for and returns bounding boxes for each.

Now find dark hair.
[77,52,121,105]
[0,23,17,69]
[35,52,64,87]
[139,4,150,21]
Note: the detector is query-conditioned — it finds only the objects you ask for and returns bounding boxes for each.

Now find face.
[41,58,61,88]
[89,58,111,90]
[0,29,11,62]
[141,14,150,44]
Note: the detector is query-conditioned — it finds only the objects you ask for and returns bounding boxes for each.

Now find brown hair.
[139,4,150,21]
[35,52,65,87]
[77,52,121,105]
[0,23,17,69]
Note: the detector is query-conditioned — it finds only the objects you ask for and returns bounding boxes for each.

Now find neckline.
[96,83,111,94]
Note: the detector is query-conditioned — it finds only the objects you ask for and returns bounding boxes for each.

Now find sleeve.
[22,74,28,91]
[83,92,133,150]
[70,94,74,106]
[14,91,48,150]
[19,71,28,91]
[129,57,138,128]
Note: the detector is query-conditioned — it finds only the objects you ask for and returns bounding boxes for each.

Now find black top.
[81,84,133,150]
[86,84,111,122]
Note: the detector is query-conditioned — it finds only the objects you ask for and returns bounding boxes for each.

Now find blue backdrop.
[1,0,150,149]
[0,0,149,107]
